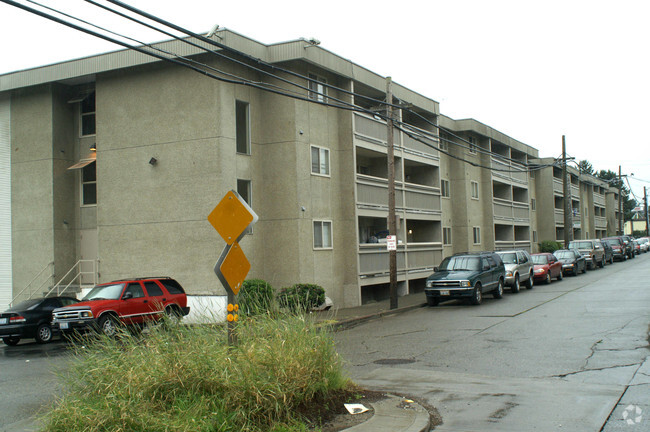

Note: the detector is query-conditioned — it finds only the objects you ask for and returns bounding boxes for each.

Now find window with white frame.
[308,73,327,102]
[443,227,452,245]
[311,145,330,176]
[471,181,479,200]
[313,220,332,249]
[81,91,96,136]
[82,161,97,206]
[235,100,250,155]
[441,179,450,198]
[473,226,481,245]
[468,136,477,154]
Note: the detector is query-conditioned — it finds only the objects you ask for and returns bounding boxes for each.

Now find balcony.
[493,198,530,223]
[594,193,606,206]
[356,174,441,215]
[595,215,607,229]
[358,243,442,279]
[494,240,532,252]
[491,157,528,185]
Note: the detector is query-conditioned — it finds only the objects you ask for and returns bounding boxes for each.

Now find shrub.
[278,284,325,312]
[42,313,349,432]
[538,240,562,253]
[239,279,274,316]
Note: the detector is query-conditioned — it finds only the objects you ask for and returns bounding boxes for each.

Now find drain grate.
[373,358,416,365]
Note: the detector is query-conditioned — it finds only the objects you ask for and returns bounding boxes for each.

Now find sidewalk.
[312,292,428,331]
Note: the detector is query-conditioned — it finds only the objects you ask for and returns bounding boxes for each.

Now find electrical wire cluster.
[0,0,581,175]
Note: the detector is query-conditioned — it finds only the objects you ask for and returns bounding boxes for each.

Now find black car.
[600,240,615,264]
[553,249,587,276]
[0,297,79,346]
[425,252,506,306]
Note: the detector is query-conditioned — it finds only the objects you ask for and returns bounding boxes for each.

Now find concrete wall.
[0,94,11,310]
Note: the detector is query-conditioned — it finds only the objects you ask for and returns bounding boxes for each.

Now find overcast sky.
[2,0,649,202]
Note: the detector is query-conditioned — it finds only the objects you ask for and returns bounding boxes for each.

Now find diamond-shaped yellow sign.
[219,242,250,295]
[208,190,254,245]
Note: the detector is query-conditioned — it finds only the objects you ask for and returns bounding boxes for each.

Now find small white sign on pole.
[386,235,397,251]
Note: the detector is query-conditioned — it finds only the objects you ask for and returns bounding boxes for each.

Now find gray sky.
[2,0,649,202]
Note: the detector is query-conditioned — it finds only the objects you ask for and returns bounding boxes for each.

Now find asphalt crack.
[553,362,641,378]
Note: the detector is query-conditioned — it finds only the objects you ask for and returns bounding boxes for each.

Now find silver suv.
[567,239,605,269]
[495,250,534,293]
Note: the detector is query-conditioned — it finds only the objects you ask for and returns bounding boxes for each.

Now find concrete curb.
[343,394,431,432]
[329,303,428,331]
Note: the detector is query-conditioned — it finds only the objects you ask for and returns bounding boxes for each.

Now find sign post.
[208,190,258,345]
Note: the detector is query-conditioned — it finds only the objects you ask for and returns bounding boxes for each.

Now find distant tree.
[597,169,637,222]
[578,160,594,175]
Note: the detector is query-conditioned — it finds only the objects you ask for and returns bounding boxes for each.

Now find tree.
[596,169,637,222]
[578,160,594,175]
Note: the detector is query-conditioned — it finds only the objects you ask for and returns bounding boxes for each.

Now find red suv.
[52,277,189,336]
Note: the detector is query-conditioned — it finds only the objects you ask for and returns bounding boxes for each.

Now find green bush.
[42,313,349,432]
[278,284,325,312]
[538,240,562,253]
[239,279,274,316]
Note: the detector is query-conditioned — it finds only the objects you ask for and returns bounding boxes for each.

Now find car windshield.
[439,256,481,271]
[82,283,125,301]
[498,253,517,264]
[6,299,41,312]
[531,255,548,264]
[603,238,620,246]
[555,251,574,259]
[570,241,592,249]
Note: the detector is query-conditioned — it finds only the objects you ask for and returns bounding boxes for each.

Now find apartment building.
[0,29,620,310]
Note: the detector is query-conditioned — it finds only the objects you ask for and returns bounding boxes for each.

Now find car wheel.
[610,256,614,264]
[599,257,605,268]
[511,275,520,293]
[2,337,20,346]
[426,297,439,307]
[525,273,534,289]
[557,270,563,281]
[98,315,120,337]
[164,306,183,327]
[493,279,504,299]
[471,283,483,305]
[582,263,587,274]
[545,273,552,284]
[35,323,53,344]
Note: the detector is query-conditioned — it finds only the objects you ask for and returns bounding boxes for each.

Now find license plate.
[0,318,6,325]
[59,322,69,329]
[439,290,450,296]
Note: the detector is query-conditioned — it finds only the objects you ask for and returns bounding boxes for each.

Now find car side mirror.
[483,265,490,271]
[122,292,133,300]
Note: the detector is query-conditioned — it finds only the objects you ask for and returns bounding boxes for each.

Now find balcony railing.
[495,240,532,252]
[357,174,441,215]
[358,243,442,277]
[595,215,607,229]
[493,198,530,223]
[491,157,528,184]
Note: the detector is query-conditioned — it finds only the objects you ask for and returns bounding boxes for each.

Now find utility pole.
[386,77,398,310]
[643,186,650,235]
[562,136,573,246]
[618,166,623,235]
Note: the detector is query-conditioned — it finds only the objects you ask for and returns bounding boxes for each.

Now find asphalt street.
[335,253,650,431]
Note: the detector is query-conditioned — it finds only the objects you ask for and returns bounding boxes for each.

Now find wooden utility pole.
[644,186,648,236]
[386,77,398,310]
[618,166,623,235]
[562,136,573,246]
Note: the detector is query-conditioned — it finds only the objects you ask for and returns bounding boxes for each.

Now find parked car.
[553,249,587,276]
[602,237,627,261]
[425,252,505,306]
[638,237,650,253]
[495,250,534,292]
[620,235,636,259]
[0,296,79,345]
[632,239,642,255]
[52,277,190,337]
[531,253,563,284]
[567,239,606,269]
[600,240,615,264]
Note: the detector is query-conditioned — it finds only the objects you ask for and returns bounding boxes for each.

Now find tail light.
[10,315,26,323]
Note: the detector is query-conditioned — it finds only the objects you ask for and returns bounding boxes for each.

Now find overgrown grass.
[43,313,350,432]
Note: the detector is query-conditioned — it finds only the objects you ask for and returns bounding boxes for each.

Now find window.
[441,179,450,198]
[473,226,481,245]
[311,145,330,176]
[236,100,250,154]
[82,161,97,206]
[308,73,327,102]
[471,181,479,200]
[468,136,477,154]
[531,198,536,211]
[144,282,164,297]
[313,220,332,249]
[161,280,185,295]
[439,140,448,151]
[81,91,96,136]
[443,227,452,245]
[123,283,144,299]
[533,231,538,243]
[237,179,253,234]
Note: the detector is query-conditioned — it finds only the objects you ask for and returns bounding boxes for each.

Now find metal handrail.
[9,261,54,306]
[45,259,97,298]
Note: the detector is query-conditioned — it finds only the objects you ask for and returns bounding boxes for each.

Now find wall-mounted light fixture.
[149,157,158,166]
[90,143,96,151]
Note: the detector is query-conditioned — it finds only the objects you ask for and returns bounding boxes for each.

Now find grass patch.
[43,313,351,432]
